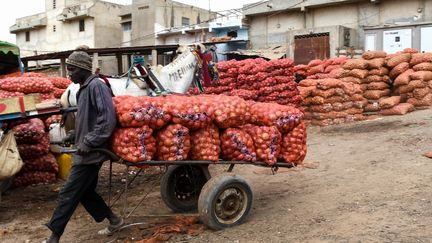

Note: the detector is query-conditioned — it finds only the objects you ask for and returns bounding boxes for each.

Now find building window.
[53,0,56,9]
[122,22,132,31]
[53,25,56,32]
[79,19,85,32]
[138,5,149,10]
[182,17,190,27]
[25,31,30,42]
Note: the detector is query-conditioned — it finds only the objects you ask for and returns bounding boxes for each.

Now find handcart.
[60,147,294,230]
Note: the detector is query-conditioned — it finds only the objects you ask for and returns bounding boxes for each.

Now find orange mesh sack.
[413,87,431,99]
[394,69,414,87]
[279,121,307,165]
[413,63,432,72]
[342,59,368,70]
[410,71,432,81]
[111,126,156,162]
[221,128,257,162]
[410,53,432,66]
[379,103,414,115]
[190,124,220,161]
[389,62,410,79]
[386,53,411,68]
[367,58,386,69]
[407,93,432,107]
[362,51,387,60]
[364,90,390,100]
[367,82,389,90]
[156,124,191,161]
[207,95,251,128]
[379,96,401,109]
[348,69,369,79]
[369,67,389,76]
[243,125,281,165]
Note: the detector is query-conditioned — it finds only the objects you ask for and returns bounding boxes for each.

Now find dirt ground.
[2,109,432,243]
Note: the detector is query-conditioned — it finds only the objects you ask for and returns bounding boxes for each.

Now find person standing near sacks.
[43,50,123,243]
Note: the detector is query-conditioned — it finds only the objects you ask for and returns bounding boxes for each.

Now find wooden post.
[92,52,99,74]
[151,49,157,66]
[116,53,123,75]
[60,57,66,77]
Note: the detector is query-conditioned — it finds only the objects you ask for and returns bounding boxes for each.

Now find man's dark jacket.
[73,74,116,165]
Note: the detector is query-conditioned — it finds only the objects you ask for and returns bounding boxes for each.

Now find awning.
[0,41,20,56]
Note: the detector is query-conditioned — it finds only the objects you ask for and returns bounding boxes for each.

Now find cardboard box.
[0,94,40,115]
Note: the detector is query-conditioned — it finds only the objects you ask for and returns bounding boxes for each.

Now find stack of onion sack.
[12,118,57,187]
[357,51,391,113]
[190,58,302,107]
[392,52,432,109]
[295,57,349,80]
[298,78,366,126]
[0,76,55,100]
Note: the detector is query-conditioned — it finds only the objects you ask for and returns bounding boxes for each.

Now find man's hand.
[76,143,91,155]
[62,130,76,144]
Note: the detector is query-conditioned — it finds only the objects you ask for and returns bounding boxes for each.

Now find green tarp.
[0,41,19,56]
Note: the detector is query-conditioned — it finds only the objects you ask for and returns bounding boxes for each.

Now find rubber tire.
[198,173,253,230]
[160,164,211,213]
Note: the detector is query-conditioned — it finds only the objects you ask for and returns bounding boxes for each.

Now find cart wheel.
[198,173,253,230]
[160,164,210,213]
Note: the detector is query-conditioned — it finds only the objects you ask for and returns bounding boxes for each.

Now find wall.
[93,1,123,47]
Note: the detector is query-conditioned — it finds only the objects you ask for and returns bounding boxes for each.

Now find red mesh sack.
[53,88,66,98]
[45,115,62,129]
[22,153,59,174]
[413,87,431,99]
[221,128,256,162]
[17,136,50,159]
[348,69,369,79]
[299,79,318,87]
[340,77,361,84]
[48,77,72,89]
[190,124,220,161]
[0,77,54,94]
[243,125,281,165]
[407,93,432,107]
[13,172,57,188]
[410,71,432,81]
[367,82,389,90]
[367,58,386,69]
[111,126,156,162]
[156,124,190,161]
[208,95,251,128]
[165,95,214,130]
[279,121,307,164]
[0,90,24,98]
[13,118,46,144]
[363,90,390,100]
[113,96,171,129]
[250,102,304,133]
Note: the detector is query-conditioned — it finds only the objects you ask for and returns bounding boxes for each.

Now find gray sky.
[1,0,260,44]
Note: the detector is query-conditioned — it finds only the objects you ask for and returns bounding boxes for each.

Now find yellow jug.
[57,153,72,180]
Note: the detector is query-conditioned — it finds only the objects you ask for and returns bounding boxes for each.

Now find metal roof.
[0,41,20,56]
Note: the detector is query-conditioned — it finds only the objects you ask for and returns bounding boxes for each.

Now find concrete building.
[119,0,215,47]
[10,0,124,75]
[243,0,432,64]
